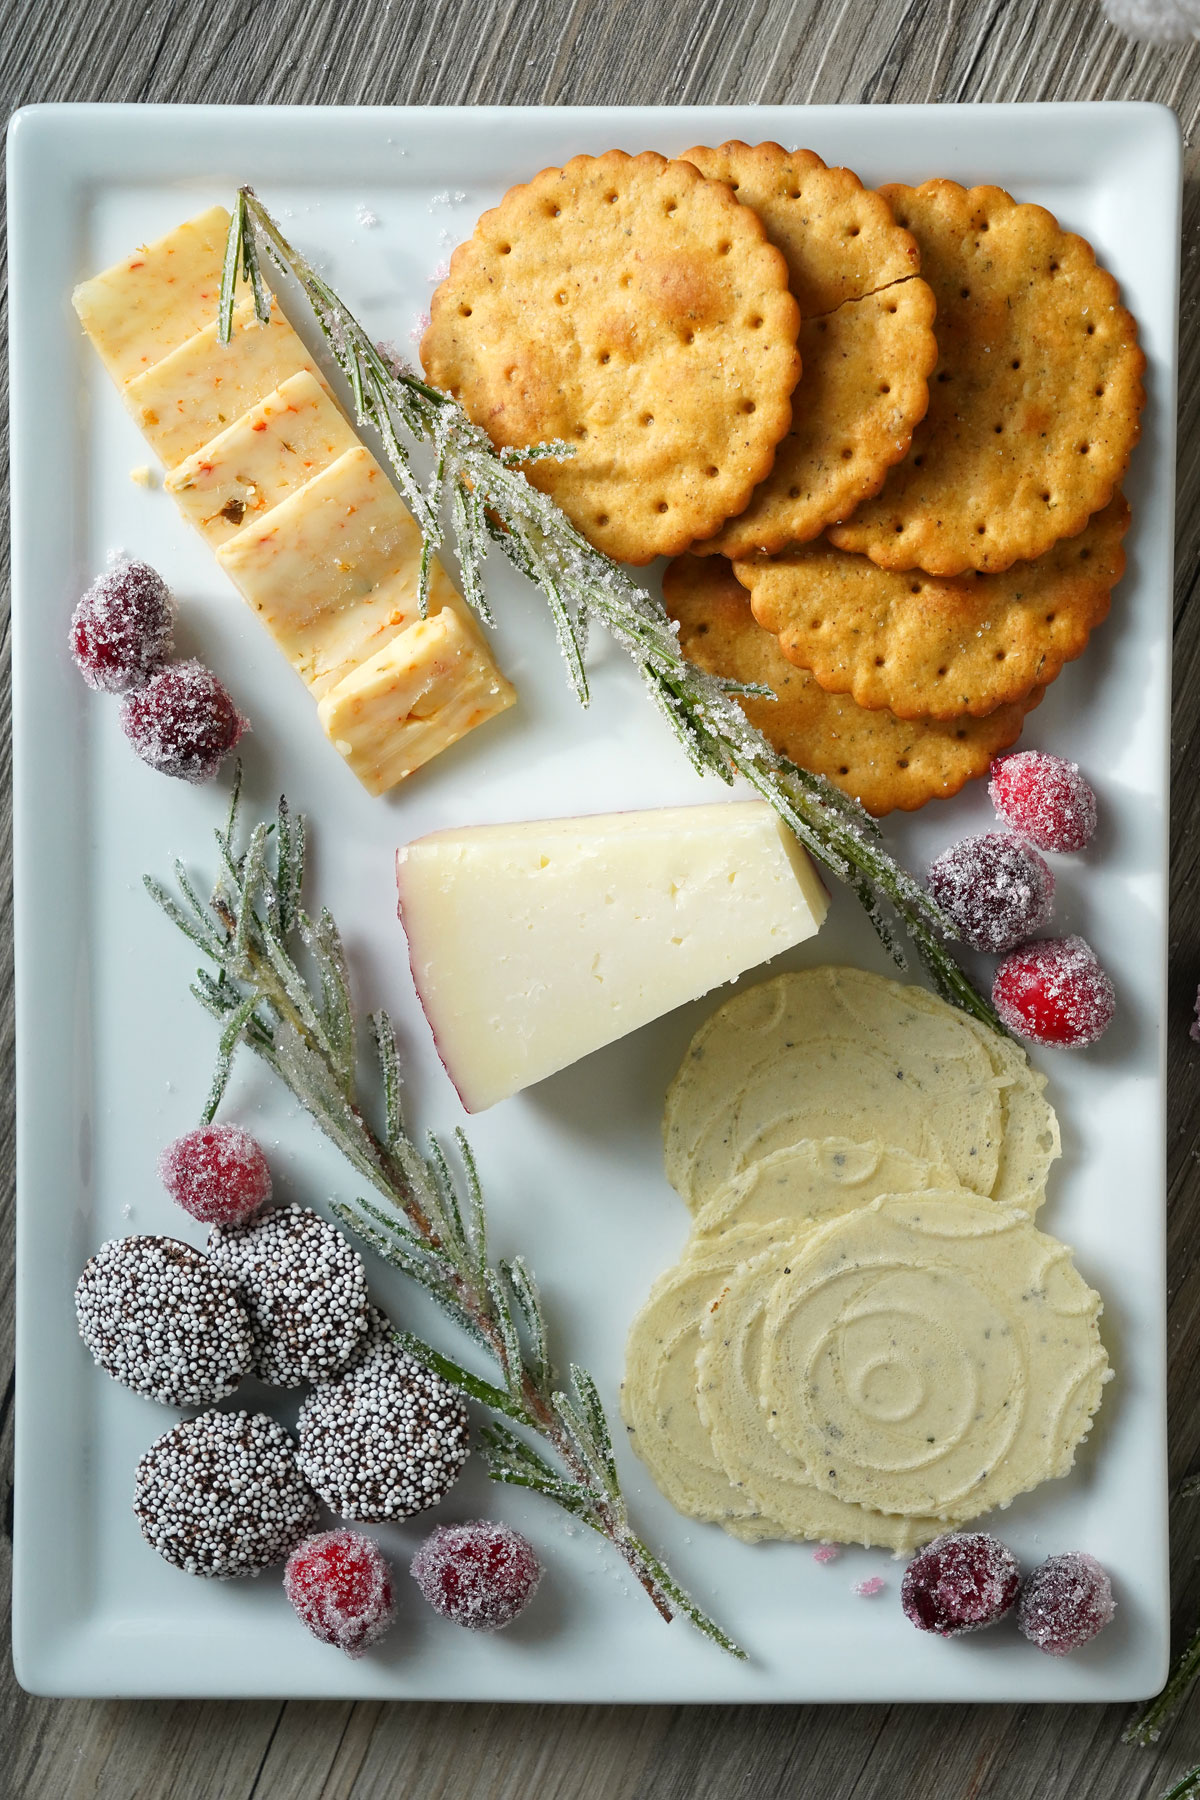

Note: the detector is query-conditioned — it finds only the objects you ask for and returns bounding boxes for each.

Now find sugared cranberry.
[284,1528,395,1658]
[120,660,246,782]
[70,559,175,692]
[410,1520,542,1631]
[1017,1551,1115,1655]
[158,1123,272,1226]
[993,935,1115,1046]
[989,751,1097,854]
[928,833,1054,953]
[901,1532,1021,1637]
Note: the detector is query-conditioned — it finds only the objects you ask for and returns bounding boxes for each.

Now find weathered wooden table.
[5,2,1200,1794]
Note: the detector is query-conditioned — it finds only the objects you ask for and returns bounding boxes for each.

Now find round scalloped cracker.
[620,1225,785,1527]
[760,1192,1110,1523]
[662,968,1004,1213]
[828,181,1145,576]
[680,143,937,553]
[664,555,1043,815]
[697,1238,942,1551]
[738,497,1128,720]
[420,150,801,565]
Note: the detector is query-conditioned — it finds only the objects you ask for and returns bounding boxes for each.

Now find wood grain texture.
[5,0,1200,1794]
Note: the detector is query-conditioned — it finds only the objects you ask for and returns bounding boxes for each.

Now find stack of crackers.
[422,144,1144,814]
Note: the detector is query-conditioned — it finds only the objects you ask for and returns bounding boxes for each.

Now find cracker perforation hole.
[838,765,849,775]
[960,287,971,299]
[1079,443,1090,454]
[1011,359,1021,370]
[976,524,987,535]
[605,192,618,204]
[749,316,763,329]
[937,371,951,383]
[897,758,910,769]
[459,305,473,317]
[1086,322,1096,335]
[879,383,891,395]
[499,243,512,255]
[994,424,1003,434]
[840,448,853,461]
[914,456,924,467]
[1079,548,1092,561]
[848,225,861,237]
[874,656,886,667]
[640,413,655,427]
[937,665,947,676]
[596,513,609,526]
[599,351,611,364]
[955,728,967,739]
[555,290,569,306]
[549,206,562,218]
[995,649,1006,661]
[718,241,732,255]
[741,400,757,414]
[810,618,822,630]
[706,465,719,477]
[656,501,669,513]
[1046,611,1056,623]
[788,486,800,499]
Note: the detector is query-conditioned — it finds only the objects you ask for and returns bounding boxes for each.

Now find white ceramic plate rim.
[7,101,1180,1701]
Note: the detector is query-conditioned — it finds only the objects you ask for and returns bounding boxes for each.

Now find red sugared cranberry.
[410,1520,542,1631]
[928,832,1054,953]
[1017,1551,1115,1655]
[989,751,1097,854]
[120,660,246,782]
[158,1123,272,1226]
[284,1528,395,1658]
[70,559,175,692]
[993,935,1115,1047]
[901,1532,1021,1637]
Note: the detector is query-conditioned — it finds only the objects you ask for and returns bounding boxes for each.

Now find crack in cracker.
[807,272,923,322]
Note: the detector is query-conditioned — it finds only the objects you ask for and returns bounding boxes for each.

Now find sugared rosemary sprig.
[146,774,742,1658]
[218,188,999,1032]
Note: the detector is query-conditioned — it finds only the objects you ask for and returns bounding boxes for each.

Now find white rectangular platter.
[8,102,1179,1701]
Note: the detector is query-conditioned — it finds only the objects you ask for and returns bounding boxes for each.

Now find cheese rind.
[71,205,239,387]
[396,802,829,1112]
[319,609,517,796]
[122,298,331,468]
[165,370,360,547]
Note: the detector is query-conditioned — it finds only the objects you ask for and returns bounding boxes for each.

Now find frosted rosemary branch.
[220,188,1000,1032]
[146,773,742,1658]
[1126,1619,1200,1748]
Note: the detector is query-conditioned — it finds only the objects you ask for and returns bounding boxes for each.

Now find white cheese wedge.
[396,802,829,1112]
[165,370,360,547]
[72,204,239,387]
[319,608,516,795]
[122,297,331,468]
[217,443,460,697]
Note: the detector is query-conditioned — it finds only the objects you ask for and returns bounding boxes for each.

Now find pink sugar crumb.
[812,1544,841,1565]
[409,310,431,345]
[853,1576,887,1598]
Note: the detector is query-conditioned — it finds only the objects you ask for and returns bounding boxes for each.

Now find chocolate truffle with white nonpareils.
[74,1235,253,1407]
[133,1411,319,1577]
[297,1342,470,1522]
[207,1204,370,1388]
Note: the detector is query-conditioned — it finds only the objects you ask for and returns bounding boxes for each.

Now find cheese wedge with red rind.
[396,802,829,1113]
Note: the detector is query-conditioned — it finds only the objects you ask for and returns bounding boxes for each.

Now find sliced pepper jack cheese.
[73,209,516,795]
[122,296,332,468]
[395,801,829,1112]
[318,608,517,796]
[165,370,360,548]
[216,443,460,698]
[72,204,240,387]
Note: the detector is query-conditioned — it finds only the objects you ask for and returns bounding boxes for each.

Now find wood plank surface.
[4,1,1200,1794]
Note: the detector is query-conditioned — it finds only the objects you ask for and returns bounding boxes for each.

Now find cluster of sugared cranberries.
[901,1532,1114,1656]
[927,748,1114,1048]
[410,1520,542,1631]
[71,559,175,691]
[70,558,246,782]
[285,1528,396,1658]
[989,751,1098,855]
[158,1122,272,1226]
[133,1411,319,1578]
[74,1234,253,1407]
[927,834,1055,955]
